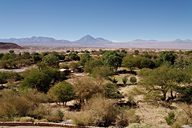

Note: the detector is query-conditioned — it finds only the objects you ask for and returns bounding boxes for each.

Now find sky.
[0,0,192,41]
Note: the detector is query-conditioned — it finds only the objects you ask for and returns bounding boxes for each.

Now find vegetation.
[129,76,137,85]
[48,81,74,105]
[0,49,192,127]
[42,54,59,68]
[102,51,123,71]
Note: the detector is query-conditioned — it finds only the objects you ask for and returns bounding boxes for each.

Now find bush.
[71,96,118,127]
[42,54,59,68]
[48,81,74,105]
[171,103,192,127]
[79,53,91,66]
[104,83,122,99]
[69,62,80,72]
[68,111,93,126]
[19,117,35,122]
[84,58,103,73]
[0,72,22,84]
[130,76,137,84]
[73,77,104,104]
[68,52,80,61]
[165,112,175,125]
[109,77,118,84]
[85,96,118,127]
[21,67,60,93]
[46,109,64,123]
[28,105,50,119]
[92,66,114,79]
[0,90,33,118]
[126,109,140,123]
[122,76,128,85]
[0,89,49,120]
[115,111,129,127]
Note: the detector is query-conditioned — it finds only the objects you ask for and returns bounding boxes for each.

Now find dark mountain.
[0,42,23,49]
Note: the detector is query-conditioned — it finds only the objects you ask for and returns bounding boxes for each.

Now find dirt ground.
[119,85,171,128]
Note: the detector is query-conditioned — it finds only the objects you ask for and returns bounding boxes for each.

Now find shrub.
[0,72,22,84]
[109,77,118,84]
[59,63,69,69]
[69,62,80,72]
[19,117,35,122]
[46,109,64,123]
[84,58,103,73]
[104,83,122,99]
[0,91,33,118]
[130,76,137,84]
[79,53,91,66]
[48,81,74,105]
[122,76,128,85]
[92,66,114,79]
[73,77,104,104]
[126,109,140,123]
[69,111,93,126]
[70,96,118,127]
[42,54,59,67]
[84,96,118,127]
[171,103,192,127]
[21,68,57,93]
[0,89,49,120]
[28,105,50,119]
[68,52,80,61]
[115,111,129,127]
[165,112,175,125]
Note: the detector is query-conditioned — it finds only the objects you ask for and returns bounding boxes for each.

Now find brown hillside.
[0,42,23,49]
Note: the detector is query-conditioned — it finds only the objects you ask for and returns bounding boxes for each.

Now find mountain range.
[0,35,192,49]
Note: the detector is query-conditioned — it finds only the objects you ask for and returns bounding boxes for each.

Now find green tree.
[159,51,176,65]
[31,52,42,63]
[21,69,52,93]
[102,51,123,71]
[21,52,31,59]
[122,55,139,71]
[84,58,103,73]
[140,57,155,69]
[0,53,4,60]
[48,81,74,105]
[104,83,122,99]
[79,53,91,66]
[73,77,104,104]
[42,54,59,68]
[92,66,114,79]
[140,66,190,101]
[68,52,80,61]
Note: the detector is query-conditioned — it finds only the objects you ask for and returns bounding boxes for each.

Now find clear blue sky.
[0,0,192,41]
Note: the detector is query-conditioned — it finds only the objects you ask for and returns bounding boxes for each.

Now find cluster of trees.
[139,66,192,102]
[1,49,192,127]
[0,71,22,84]
[0,51,42,69]
[21,64,62,93]
[0,51,66,69]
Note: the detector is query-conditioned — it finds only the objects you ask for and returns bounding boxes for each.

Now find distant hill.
[74,35,111,44]
[0,42,23,49]
[0,35,192,49]
[0,35,112,47]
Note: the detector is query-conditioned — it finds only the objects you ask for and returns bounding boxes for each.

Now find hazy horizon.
[0,35,192,42]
